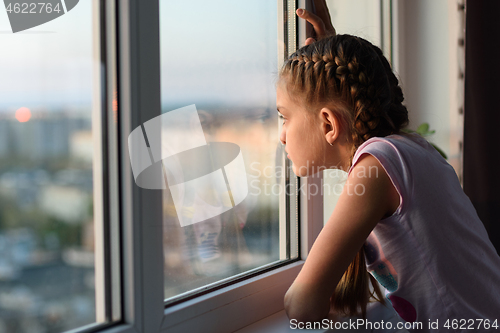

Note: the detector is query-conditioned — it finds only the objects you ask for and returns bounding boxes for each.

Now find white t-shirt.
[349,133,500,332]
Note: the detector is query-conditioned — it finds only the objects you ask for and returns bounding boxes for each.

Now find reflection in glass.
[0,2,97,332]
[160,0,287,300]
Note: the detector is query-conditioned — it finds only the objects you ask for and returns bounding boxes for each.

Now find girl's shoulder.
[361,132,429,149]
[348,132,441,215]
[353,132,438,165]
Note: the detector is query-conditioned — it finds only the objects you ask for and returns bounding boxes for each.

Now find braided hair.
[280,34,409,167]
[279,34,409,318]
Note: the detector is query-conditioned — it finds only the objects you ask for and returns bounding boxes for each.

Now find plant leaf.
[431,143,447,159]
[416,123,430,135]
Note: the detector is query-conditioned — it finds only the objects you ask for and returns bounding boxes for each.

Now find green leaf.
[431,143,448,159]
[416,123,430,135]
[400,124,447,159]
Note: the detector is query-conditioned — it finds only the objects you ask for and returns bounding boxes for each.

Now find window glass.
[159,0,293,301]
[326,0,382,47]
[0,2,98,331]
[323,169,348,226]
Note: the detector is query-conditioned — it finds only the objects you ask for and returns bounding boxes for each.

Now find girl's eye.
[277,112,286,125]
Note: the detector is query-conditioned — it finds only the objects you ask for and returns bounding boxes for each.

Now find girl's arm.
[284,153,400,322]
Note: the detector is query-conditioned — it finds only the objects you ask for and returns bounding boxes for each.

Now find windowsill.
[161,262,304,332]
[235,302,410,333]
[235,310,326,333]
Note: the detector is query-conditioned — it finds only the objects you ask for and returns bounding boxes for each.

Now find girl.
[280,7,500,331]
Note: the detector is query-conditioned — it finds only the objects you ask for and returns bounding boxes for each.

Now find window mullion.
[118,0,164,332]
[105,0,123,324]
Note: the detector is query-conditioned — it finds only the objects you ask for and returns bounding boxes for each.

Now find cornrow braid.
[280,34,409,168]
[279,34,409,319]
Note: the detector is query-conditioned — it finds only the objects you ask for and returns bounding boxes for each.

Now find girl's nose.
[279,126,286,145]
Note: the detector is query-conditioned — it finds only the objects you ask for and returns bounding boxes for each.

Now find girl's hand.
[296,0,336,46]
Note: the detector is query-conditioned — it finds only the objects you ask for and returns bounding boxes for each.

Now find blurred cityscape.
[1,0,281,331]
[0,109,96,333]
[0,105,283,332]
[160,105,283,299]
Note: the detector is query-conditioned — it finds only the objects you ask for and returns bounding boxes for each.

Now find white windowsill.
[235,302,410,333]
[235,310,326,333]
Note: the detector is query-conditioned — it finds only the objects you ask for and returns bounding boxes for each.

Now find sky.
[0,0,279,114]
[159,0,278,108]
[0,0,94,112]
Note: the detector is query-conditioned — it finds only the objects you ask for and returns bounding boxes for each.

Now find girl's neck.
[327,133,353,173]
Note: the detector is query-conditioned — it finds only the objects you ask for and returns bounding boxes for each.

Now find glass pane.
[323,169,348,226]
[0,1,100,331]
[326,0,382,47]
[159,0,289,300]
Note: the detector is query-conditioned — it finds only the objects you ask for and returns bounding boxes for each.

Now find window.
[0,1,112,332]
[117,0,309,332]
[0,0,312,331]
[158,0,300,304]
[0,1,123,332]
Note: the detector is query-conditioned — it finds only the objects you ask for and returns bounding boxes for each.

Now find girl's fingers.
[296,8,327,37]
[312,0,336,34]
[305,37,316,46]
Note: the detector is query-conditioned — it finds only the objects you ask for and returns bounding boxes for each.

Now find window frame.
[69,0,125,332]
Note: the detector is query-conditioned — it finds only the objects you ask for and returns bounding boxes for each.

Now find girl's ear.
[320,107,341,145]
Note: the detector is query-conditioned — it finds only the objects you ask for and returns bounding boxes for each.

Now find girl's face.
[277,85,327,177]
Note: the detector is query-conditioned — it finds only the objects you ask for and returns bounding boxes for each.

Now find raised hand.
[296,0,336,45]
